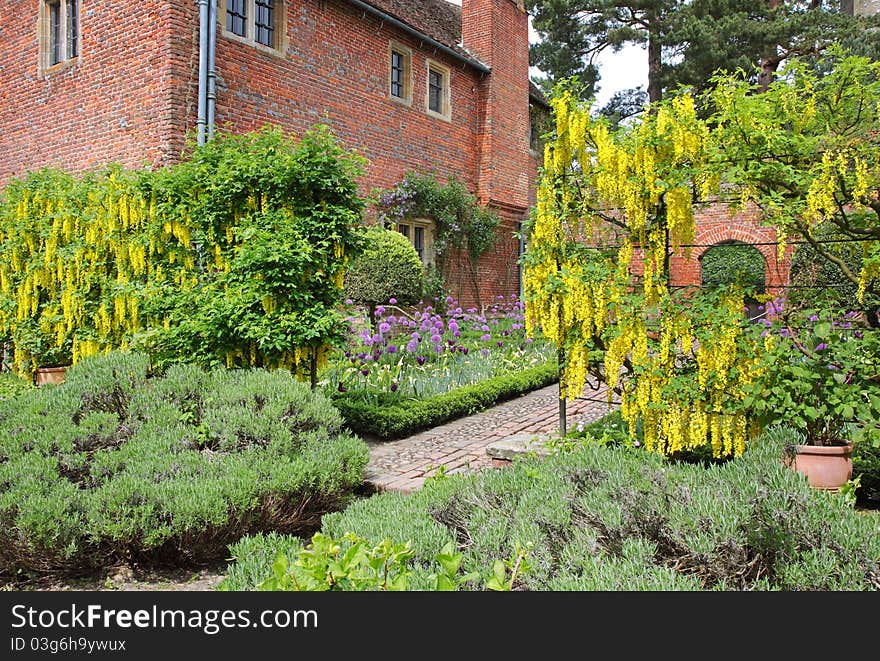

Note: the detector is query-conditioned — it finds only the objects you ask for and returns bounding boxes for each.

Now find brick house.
[0,0,549,307]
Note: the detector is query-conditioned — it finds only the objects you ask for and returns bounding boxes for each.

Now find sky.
[447,0,648,108]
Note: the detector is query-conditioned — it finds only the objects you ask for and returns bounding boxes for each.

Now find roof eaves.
[347,0,490,73]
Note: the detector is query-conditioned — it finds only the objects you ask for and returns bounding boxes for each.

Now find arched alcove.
[700,240,767,319]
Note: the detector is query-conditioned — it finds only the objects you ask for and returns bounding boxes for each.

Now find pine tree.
[527,0,880,106]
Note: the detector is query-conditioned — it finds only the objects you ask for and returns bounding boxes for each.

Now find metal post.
[207,0,217,141]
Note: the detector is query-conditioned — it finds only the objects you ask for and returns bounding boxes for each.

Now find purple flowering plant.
[741,304,880,447]
[321,294,553,401]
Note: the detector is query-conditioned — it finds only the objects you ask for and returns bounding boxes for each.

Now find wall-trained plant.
[0,351,369,577]
[0,125,365,382]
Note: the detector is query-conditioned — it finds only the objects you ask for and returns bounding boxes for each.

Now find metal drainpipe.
[207,0,217,141]
[196,0,209,145]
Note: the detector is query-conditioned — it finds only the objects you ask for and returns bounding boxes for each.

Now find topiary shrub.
[344,225,423,320]
[0,351,369,577]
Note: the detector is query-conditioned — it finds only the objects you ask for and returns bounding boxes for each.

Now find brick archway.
[668,202,793,296]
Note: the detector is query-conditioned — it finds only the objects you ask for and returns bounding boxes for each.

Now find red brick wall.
[462,0,531,210]
[0,0,535,305]
[213,0,487,197]
[671,201,793,296]
[0,1,194,185]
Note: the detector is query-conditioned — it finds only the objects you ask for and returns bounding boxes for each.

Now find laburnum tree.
[523,51,880,457]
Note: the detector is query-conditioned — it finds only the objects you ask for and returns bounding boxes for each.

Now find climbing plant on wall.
[373,173,499,309]
[0,125,365,383]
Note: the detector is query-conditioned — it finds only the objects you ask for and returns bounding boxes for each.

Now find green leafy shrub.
[343,225,423,318]
[0,351,369,577]
[853,441,880,507]
[222,428,880,591]
[0,126,364,381]
[331,361,558,439]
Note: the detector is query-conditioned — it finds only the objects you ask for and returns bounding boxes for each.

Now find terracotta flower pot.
[784,443,854,492]
[34,366,67,387]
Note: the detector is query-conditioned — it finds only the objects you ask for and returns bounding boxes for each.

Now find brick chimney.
[461,0,531,210]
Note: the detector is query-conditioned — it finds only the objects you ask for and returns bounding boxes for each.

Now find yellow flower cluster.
[0,180,206,374]
[525,90,757,458]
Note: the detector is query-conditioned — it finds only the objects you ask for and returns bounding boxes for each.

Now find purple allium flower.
[481,324,490,332]
[809,314,819,322]
[525,338,533,344]
[387,344,398,353]
[480,348,490,357]
[386,316,396,325]
[379,322,391,334]
[448,320,459,332]
[453,330,461,337]
[416,356,427,365]
[375,306,385,316]
[389,298,397,305]
[411,331,421,340]
[480,334,492,341]
[430,334,442,344]
[434,320,444,330]
[815,343,829,351]
[445,296,454,304]
[345,298,353,305]
[406,339,419,352]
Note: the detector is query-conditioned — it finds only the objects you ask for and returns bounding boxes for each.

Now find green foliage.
[527,0,880,104]
[256,533,416,592]
[0,125,365,381]
[0,351,369,577]
[343,226,423,312]
[707,50,880,310]
[788,229,866,314]
[373,172,499,308]
[331,361,559,439]
[700,243,765,291]
[222,428,880,591]
[853,440,880,506]
[740,308,880,447]
[0,371,33,401]
[135,126,366,379]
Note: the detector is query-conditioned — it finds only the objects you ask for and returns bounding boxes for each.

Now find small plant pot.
[784,443,853,492]
[34,366,67,387]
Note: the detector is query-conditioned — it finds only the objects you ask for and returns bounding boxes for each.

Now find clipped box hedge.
[0,352,369,576]
[331,361,559,439]
[222,429,880,591]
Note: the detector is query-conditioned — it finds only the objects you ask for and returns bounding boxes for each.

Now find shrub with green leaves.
[343,225,423,318]
[222,428,880,591]
[0,351,369,576]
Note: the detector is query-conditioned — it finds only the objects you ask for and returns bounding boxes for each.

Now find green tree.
[527,0,880,106]
[706,49,880,322]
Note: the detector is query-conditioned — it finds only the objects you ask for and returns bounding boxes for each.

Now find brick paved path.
[363,380,618,493]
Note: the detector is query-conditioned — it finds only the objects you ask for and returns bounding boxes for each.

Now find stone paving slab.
[364,381,617,493]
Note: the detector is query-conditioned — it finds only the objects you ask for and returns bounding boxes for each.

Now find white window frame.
[425,60,451,121]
